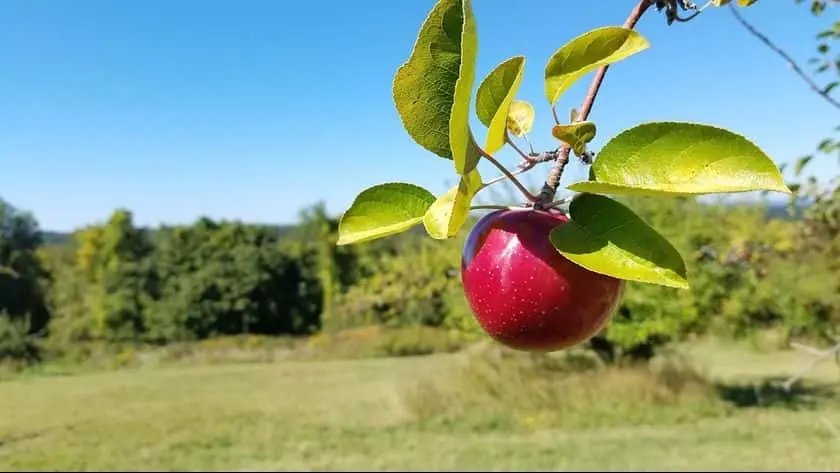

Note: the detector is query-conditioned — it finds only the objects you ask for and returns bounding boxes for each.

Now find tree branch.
[478,150,539,202]
[506,133,532,162]
[537,0,654,206]
[480,166,531,191]
[728,3,840,111]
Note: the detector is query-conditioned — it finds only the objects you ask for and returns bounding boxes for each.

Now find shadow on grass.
[715,376,837,410]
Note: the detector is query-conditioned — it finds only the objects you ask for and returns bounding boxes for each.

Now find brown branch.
[728,3,840,111]
[538,0,654,206]
[479,149,539,202]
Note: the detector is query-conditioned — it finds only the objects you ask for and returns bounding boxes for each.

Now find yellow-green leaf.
[737,0,758,6]
[450,0,481,175]
[552,121,597,156]
[337,183,436,246]
[711,0,731,6]
[475,56,526,154]
[507,100,535,137]
[423,169,482,239]
[393,0,480,176]
[549,193,689,289]
[567,122,792,197]
[544,26,649,105]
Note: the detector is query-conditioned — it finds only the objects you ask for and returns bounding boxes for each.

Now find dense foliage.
[0,188,837,367]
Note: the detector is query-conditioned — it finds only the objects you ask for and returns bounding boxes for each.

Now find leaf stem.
[479,149,539,202]
[537,0,654,207]
[523,133,536,154]
[551,105,561,125]
[728,3,840,111]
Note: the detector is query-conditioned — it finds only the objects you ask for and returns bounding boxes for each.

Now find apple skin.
[460,208,625,352]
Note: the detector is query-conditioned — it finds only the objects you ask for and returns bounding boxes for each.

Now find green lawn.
[2,341,840,471]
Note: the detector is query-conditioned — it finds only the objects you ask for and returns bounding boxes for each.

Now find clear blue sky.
[1,1,837,231]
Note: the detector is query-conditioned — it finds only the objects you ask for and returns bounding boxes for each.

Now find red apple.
[461,208,624,352]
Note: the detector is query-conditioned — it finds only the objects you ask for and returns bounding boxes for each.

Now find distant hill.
[42,231,73,246]
[765,201,806,220]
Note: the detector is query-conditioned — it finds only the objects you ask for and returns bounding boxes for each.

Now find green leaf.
[544,26,649,105]
[450,0,481,175]
[711,0,732,6]
[423,169,482,239]
[549,193,689,289]
[552,121,597,156]
[567,122,792,196]
[392,0,480,175]
[737,0,758,6]
[507,100,535,137]
[337,183,436,246]
[475,56,526,154]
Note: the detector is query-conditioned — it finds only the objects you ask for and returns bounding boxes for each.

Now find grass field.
[2,340,840,471]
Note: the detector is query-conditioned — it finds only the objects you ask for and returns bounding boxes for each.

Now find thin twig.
[479,150,538,202]
[728,3,840,111]
[781,340,840,391]
[480,166,531,190]
[523,134,536,154]
[791,342,828,357]
[506,133,531,162]
[538,0,654,206]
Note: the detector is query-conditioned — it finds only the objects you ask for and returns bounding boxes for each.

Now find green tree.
[0,198,49,362]
[145,218,322,342]
[47,209,153,343]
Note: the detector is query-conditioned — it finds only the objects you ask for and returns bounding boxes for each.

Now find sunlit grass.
[1,338,839,471]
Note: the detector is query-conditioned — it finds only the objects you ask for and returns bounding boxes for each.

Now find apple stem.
[479,149,539,202]
[536,0,654,208]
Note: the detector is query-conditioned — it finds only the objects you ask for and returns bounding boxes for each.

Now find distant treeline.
[0,194,837,365]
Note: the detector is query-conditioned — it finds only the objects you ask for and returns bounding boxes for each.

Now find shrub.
[401,344,731,431]
[0,313,41,367]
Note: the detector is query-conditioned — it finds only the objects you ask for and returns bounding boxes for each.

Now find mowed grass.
[2,340,840,471]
